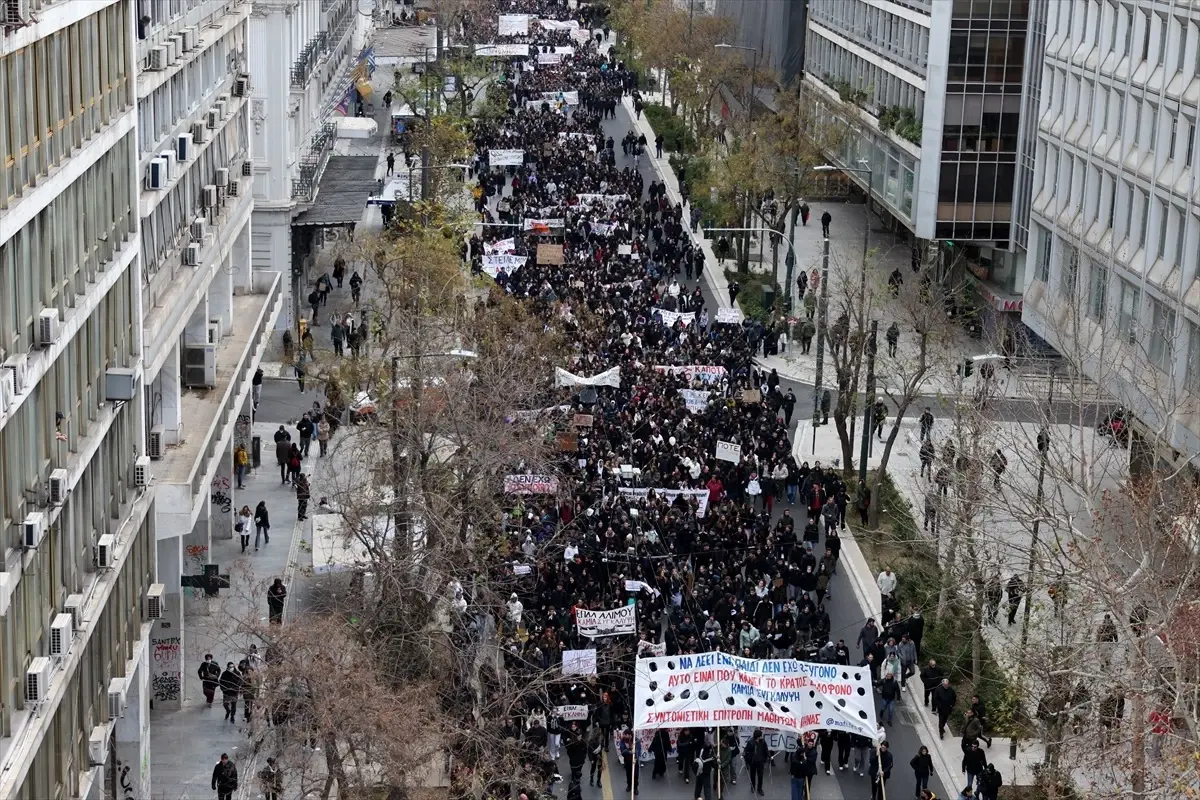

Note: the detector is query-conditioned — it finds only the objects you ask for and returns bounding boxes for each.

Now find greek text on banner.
[576,605,637,638]
[489,149,525,166]
[503,474,558,494]
[617,487,709,518]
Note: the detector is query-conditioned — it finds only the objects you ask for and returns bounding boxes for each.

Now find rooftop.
[293,155,380,227]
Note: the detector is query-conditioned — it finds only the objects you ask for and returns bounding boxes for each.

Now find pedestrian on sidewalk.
[240,662,259,722]
[888,267,904,296]
[252,366,263,410]
[910,745,934,797]
[331,320,345,356]
[268,578,288,624]
[275,433,291,483]
[198,655,221,706]
[287,445,302,484]
[234,444,249,489]
[254,501,271,548]
[317,273,331,306]
[820,389,831,424]
[821,210,832,237]
[301,328,315,359]
[317,416,331,456]
[211,754,239,800]
[924,488,939,534]
[932,678,957,739]
[803,291,817,321]
[873,399,888,440]
[297,413,314,458]
[295,472,311,520]
[919,407,935,440]
[800,201,810,226]
[386,151,395,176]
[717,236,730,265]
[919,438,935,477]
[333,256,346,287]
[886,322,900,357]
[978,763,1002,800]
[218,663,241,722]
[259,757,283,800]
[654,133,663,158]
[782,388,796,426]
[989,449,1007,489]
[237,505,252,553]
[294,358,306,393]
[349,270,363,305]
[308,289,321,325]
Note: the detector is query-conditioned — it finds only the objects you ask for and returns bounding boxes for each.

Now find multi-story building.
[1022,0,1200,458]
[0,2,157,798]
[0,1,282,797]
[803,0,1036,338]
[248,0,367,332]
[712,0,807,87]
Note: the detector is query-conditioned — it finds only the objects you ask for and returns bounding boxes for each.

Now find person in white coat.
[506,593,524,631]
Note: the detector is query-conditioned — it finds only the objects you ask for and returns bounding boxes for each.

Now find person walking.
[198,654,221,706]
[587,724,604,788]
[746,729,769,796]
[886,322,900,357]
[237,505,252,553]
[295,472,311,520]
[933,678,957,739]
[386,151,395,176]
[919,407,935,441]
[963,741,986,790]
[317,415,331,456]
[978,763,1003,800]
[789,742,816,800]
[212,753,239,800]
[251,366,264,410]
[254,501,270,548]
[821,210,832,237]
[919,438,936,478]
[234,444,249,489]
[911,745,934,797]
[879,673,901,726]
[799,201,810,226]
[275,430,292,483]
[218,662,241,723]
[268,578,287,624]
[259,757,283,800]
[693,739,717,800]
[297,413,314,458]
[1006,574,1025,625]
[869,741,893,800]
[618,729,639,796]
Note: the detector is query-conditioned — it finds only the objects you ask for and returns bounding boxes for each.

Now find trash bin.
[251,435,262,469]
[762,284,776,309]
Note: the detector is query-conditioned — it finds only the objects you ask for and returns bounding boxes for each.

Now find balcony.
[291,32,328,88]
[154,271,284,539]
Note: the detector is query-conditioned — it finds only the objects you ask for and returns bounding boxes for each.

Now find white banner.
[617,487,710,518]
[590,222,614,235]
[678,389,711,413]
[524,217,566,233]
[715,440,742,463]
[489,148,525,166]
[576,193,627,209]
[558,132,595,142]
[625,579,661,598]
[738,728,800,753]
[576,605,637,638]
[570,26,592,44]
[484,237,517,255]
[556,704,590,721]
[563,649,597,676]
[653,365,728,385]
[540,90,579,105]
[498,13,531,35]
[537,18,581,30]
[475,43,532,57]
[638,640,667,657]
[633,653,880,740]
[653,308,696,327]
[537,52,564,65]
[716,307,745,324]
[555,366,620,388]
[482,254,527,278]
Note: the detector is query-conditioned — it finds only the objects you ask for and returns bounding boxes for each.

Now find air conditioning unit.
[25,658,54,703]
[0,370,14,413]
[147,158,168,190]
[146,584,166,619]
[105,367,137,401]
[107,677,127,720]
[148,426,164,460]
[2,0,32,27]
[202,184,218,208]
[233,76,249,96]
[241,159,252,177]
[49,614,74,656]
[184,242,201,267]
[24,512,46,549]
[64,594,85,630]
[176,133,191,161]
[38,307,60,347]
[190,217,207,242]
[181,27,196,52]
[206,109,219,129]
[183,345,217,388]
[206,322,221,345]
[96,534,116,569]
[227,178,241,198]
[215,167,229,188]
[4,353,28,393]
[159,149,176,180]
[134,455,151,488]
[167,36,181,63]
[88,726,109,766]
[49,469,69,506]
[148,46,167,71]
[192,121,209,145]
[218,93,230,110]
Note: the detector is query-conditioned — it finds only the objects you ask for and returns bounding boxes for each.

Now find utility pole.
[811,237,830,453]
[1017,370,1055,666]
[859,320,878,485]
[420,145,431,221]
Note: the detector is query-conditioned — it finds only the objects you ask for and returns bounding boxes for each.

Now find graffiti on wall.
[210,473,232,513]
[150,635,182,702]
[235,413,252,449]
[114,758,135,800]
[183,544,208,599]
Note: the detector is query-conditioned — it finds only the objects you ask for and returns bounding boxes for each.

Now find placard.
[638,640,667,657]
[513,564,533,576]
[558,432,578,452]
[484,237,517,255]
[498,13,531,35]
[625,579,661,598]
[618,244,632,255]
[537,243,565,265]
[572,413,594,427]
[556,704,589,721]
[524,218,565,233]
[503,474,559,494]
[617,487,710,518]
[576,605,637,638]
[715,440,742,463]
[742,389,762,404]
[489,148,525,166]
[653,365,728,385]
[717,307,744,324]
[563,649,597,676]
[537,52,564,65]
[653,308,695,327]
[678,389,710,413]
[633,652,879,740]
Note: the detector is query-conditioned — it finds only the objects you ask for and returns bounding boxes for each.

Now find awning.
[336,116,378,139]
[356,80,374,99]
[292,155,379,227]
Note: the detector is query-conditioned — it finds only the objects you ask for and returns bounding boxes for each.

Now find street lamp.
[704,226,799,309]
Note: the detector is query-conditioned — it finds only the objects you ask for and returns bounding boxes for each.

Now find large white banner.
[570,27,593,44]
[498,13,531,35]
[489,148,525,166]
[537,18,581,30]
[524,217,566,232]
[653,308,696,327]
[576,193,628,209]
[633,653,880,741]
[555,366,620,388]
[576,605,637,638]
[537,52,564,65]
[482,254,527,278]
[678,389,711,413]
[475,43,532,57]
[617,487,710,518]
[653,365,728,385]
[484,237,517,255]
[540,90,579,106]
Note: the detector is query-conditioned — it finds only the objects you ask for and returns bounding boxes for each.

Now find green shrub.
[642,103,696,154]
[723,269,782,323]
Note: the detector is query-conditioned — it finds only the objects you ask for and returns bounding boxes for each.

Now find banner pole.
[875,741,887,800]
[715,725,722,800]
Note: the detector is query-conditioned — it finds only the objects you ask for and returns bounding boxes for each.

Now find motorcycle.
[1097,407,1129,447]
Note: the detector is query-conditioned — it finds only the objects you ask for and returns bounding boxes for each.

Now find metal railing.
[291,32,327,88]
[292,122,337,202]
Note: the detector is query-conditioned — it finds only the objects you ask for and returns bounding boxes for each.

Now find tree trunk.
[936,530,958,623]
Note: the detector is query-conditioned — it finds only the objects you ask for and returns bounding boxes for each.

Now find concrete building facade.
[1021,0,1200,457]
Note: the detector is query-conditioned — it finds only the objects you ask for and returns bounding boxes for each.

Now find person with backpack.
[693,738,717,800]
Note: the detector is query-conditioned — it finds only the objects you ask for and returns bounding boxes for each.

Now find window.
[1187,118,1196,167]
[1188,321,1200,393]
[1035,225,1052,281]
[1170,115,1179,157]
[1059,240,1079,297]
[1148,296,1177,370]
[1157,15,1167,65]
[1158,200,1169,259]
[1175,206,1186,265]
[1142,11,1152,61]
[1088,259,1108,321]
[1139,190,1150,249]
[1117,279,1140,344]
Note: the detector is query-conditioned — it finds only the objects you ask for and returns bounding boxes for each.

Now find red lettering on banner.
[668,673,692,687]
[697,670,715,682]
[800,714,822,728]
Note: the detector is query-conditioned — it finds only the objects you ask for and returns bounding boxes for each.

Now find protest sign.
[536,18,581,30]
[633,652,879,740]
[537,52,563,65]
[524,218,565,233]
[625,579,661,598]
[715,440,742,463]
[498,13,531,35]
[637,640,667,657]
[678,389,711,413]
[716,307,744,324]
[475,43,532,57]
[489,149,525,166]
[576,193,626,209]
[742,389,762,404]
[537,243,565,265]
[576,605,637,638]
[617,243,632,255]
[555,366,621,388]
[652,308,696,327]
[653,365,727,385]
[617,487,710,518]
[513,564,532,576]
[503,474,559,494]
[484,237,517,255]
[738,728,800,753]
[481,254,527,278]
[558,432,578,452]
[556,705,589,721]
[572,413,594,427]
[562,649,597,676]
[539,90,579,105]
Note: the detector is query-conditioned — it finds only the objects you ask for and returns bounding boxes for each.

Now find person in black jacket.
[869,741,893,800]
[693,740,717,800]
[198,654,221,706]
[978,762,1003,800]
[218,663,241,722]
[963,741,987,791]
[932,679,957,739]
[921,659,944,708]
[212,753,238,800]
[789,743,817,800]
[746,729,769,796]
[564,722,588,787]
[911,745,934,796]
